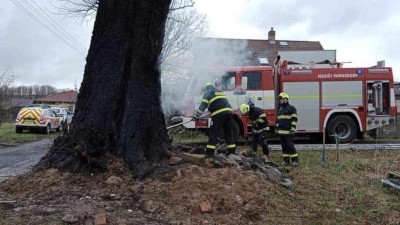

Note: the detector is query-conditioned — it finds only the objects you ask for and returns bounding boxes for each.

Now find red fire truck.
[179,58,397,143]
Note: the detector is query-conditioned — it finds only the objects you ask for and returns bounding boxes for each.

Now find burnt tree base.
[35,128,109,173]
[35,124,174,178]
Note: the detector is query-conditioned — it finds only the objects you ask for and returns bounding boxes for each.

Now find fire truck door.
[221,73,239,110]
[283,82,320,131]
[226,90,239,111]
[237,72,264,108]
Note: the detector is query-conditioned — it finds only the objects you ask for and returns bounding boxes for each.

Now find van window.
[241,72,261,90]
[52,109,61,113]
[42,109,48,116]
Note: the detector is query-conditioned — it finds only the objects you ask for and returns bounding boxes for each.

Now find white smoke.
[185,38,252,97]
[161,37,253,117]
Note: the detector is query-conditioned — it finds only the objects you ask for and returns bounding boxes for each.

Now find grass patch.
[258,149,400,225]
[0,123,55,145]
[168,127,208,143]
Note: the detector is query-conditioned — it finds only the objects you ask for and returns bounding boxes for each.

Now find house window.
[241,72,261,90]
[258,57,269,65]
[279,41,288,46]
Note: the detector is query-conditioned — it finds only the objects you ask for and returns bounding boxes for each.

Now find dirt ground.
[0,154,274,225]
[0,150,399,225]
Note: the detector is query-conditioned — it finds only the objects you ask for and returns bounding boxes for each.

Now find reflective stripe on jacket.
[276,102,297,135]
[249,106,269,134]
[196,88,232,117]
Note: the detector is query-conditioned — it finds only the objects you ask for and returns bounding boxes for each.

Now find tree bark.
[35,0,172,177]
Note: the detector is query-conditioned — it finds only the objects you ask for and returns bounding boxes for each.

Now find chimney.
[268,27,275,41]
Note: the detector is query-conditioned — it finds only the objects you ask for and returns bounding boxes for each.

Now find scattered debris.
[62,214,78,224]
[105,206,113,212]
[381,171,400,191]
[0,200,16,209]
[234,195,244,205]
[169,156,183,165]
[181,153,206,165]
[95,213,107,225]
[173,144,293,188]
[105,175,123,185]
[145,200,157,213]
[200,201,212,213]
[197,152,293,188]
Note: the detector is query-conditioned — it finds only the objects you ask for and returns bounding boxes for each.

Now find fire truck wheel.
[231,120,240,142]
[327,115,357,143]
[216,119,240,144]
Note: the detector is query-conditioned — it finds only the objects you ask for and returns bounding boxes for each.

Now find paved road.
[0,139,52,181]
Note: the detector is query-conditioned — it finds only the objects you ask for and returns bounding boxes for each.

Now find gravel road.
[0,139,52,181]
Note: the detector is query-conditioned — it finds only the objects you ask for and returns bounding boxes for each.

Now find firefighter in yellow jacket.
[276,93,299,166]
[193,82,236,157]
[239,103,269,158]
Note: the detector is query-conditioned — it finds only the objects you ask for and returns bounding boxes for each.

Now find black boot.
[226,148,237,156]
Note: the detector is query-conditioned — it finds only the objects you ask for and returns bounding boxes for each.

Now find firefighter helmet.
[203,82,213,88]
[278,92,289,99]
[240,104,250,115]
[202,82,213,92]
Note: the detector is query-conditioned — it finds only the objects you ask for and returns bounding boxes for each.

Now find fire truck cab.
[181,59,397,143]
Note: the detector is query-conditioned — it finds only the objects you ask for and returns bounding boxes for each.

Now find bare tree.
[161,0,207,80]
[54,0,207,118]
[55,0,206,77]
[0,67,15,126]
[36,0,172,177]
[54,0,98,20]
[160,0,207,117]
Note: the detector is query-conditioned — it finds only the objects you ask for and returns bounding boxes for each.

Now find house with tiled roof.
[194,27,335,67]
[33,90,78,112]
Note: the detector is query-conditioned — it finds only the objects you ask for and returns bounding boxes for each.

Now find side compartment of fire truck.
[279,66,397,143]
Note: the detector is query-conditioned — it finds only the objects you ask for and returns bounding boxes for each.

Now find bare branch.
[51,0,98,20]
[170,3,195,11]
[0,66,15,125]
[54,0,207,109]
[0,66,15,88]
[169,0,195,11]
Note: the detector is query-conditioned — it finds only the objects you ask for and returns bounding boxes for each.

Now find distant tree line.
[0,67,72,125]
[0,67,14,126]
[5,84,58,97]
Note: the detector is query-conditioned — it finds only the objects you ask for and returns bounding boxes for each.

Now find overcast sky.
[1,0,400,89]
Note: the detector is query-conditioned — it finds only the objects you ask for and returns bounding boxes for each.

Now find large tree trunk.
[35,0,172,177]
